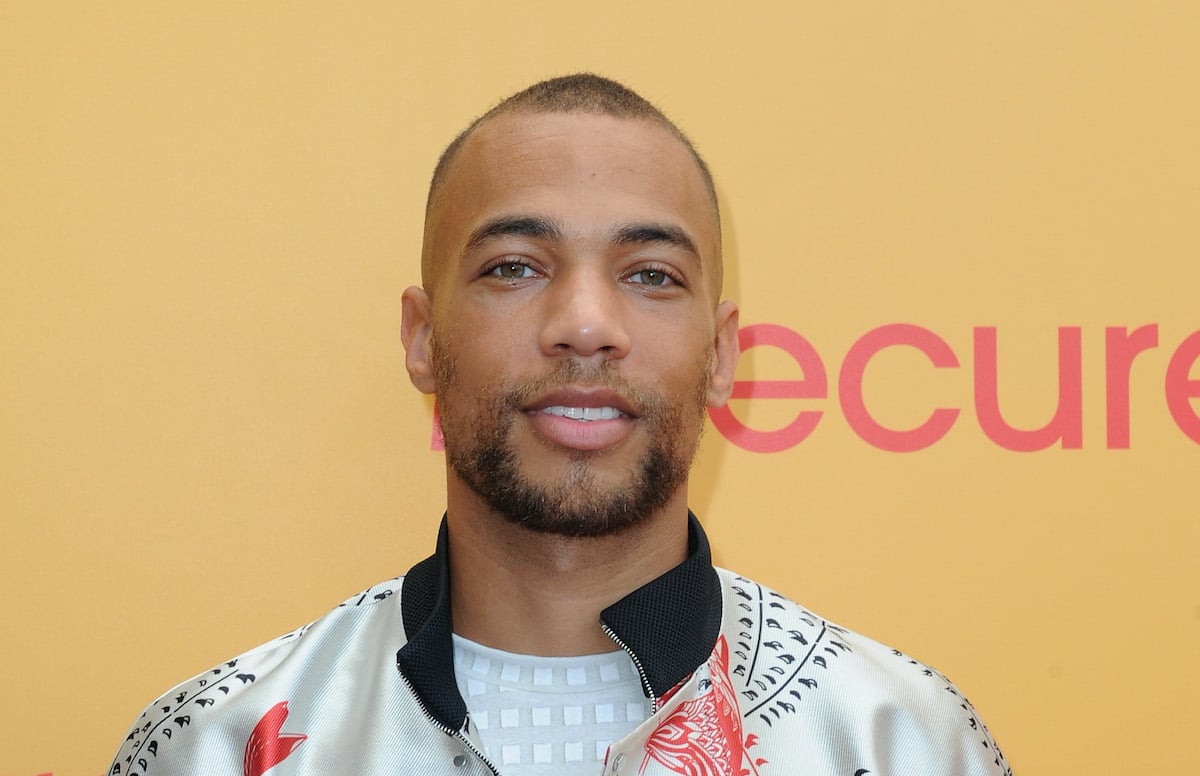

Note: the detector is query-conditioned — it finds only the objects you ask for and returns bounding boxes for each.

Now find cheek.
[641,316,715,368]
[434,326,523,393]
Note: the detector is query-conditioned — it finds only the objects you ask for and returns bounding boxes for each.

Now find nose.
[538,268,632,360]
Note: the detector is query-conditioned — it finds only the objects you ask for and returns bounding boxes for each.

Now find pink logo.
[244,701,308,776]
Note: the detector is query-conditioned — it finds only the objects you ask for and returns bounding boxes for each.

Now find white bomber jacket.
[110,515,1011,776]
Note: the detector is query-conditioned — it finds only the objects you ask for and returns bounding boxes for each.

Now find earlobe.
[706,300,740,407]
[401,286,437,394]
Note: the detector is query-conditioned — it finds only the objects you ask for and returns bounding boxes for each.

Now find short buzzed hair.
[425,73,719,220]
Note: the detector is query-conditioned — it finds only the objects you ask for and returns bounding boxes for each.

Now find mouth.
[539,405,624,422]
[524,386,639,419]
[522,387,639,451]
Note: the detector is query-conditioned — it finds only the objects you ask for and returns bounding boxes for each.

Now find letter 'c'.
[839,324,961,452]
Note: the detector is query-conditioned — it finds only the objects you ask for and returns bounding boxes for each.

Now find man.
[110,74,1011,776]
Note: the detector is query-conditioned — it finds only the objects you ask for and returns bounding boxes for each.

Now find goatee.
[434,354,708,538]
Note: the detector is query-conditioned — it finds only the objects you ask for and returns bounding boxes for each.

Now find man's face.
[403,111,738,537]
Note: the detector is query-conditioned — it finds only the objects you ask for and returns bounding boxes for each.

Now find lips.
[523,387,638,451]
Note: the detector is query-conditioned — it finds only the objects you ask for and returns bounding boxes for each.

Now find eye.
[627,267,679,288]
[487,261,535,280]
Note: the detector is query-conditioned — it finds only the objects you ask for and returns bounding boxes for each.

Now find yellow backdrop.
[3,2,1197,774]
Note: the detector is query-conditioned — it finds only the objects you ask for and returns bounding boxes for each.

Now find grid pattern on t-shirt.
[452,634,651,776]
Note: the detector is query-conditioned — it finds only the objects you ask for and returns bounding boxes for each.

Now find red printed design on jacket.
[641,636,765,776]
[244,701,307,776]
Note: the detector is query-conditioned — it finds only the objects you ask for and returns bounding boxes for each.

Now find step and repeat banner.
[3,3,1197,775]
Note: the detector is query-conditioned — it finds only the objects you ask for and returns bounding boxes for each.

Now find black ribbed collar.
[395,513,723,731]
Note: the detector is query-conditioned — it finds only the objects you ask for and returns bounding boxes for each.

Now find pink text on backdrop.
[430,323,1200,453]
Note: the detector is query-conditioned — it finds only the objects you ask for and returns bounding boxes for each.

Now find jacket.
[109,515,1011,775]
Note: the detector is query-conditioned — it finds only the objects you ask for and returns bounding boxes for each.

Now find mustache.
[498,360,657,415]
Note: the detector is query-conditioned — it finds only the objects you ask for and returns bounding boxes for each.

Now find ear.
[706,300,740,407]
[400,285,437,394]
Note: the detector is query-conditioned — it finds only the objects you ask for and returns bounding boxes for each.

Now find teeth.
[541,405,622,421]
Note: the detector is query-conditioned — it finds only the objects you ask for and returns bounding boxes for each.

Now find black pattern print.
[728,577,853,727]
[890,649,1013,776]
[111,659,255,775]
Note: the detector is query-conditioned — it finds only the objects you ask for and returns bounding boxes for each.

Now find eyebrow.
[463,216,563,255]
[462,215,701,265]
[612,222,700,260]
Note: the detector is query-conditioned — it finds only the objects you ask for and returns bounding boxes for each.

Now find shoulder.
[108,577,406,776]
[712,568,1011,775]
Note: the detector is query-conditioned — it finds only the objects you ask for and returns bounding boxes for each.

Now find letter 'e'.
[708,324,827,453]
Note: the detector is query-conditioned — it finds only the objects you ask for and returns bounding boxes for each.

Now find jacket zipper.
[397,671,501,775]
[601,622,659,714]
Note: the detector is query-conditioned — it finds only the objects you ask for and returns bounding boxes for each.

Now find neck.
[444,481,690,656]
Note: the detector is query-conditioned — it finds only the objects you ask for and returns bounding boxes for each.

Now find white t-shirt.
[452,634,652,776]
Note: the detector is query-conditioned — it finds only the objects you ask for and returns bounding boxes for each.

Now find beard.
[433,348,710,538]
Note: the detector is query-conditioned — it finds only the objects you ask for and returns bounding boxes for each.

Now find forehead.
[424,111,721,290]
